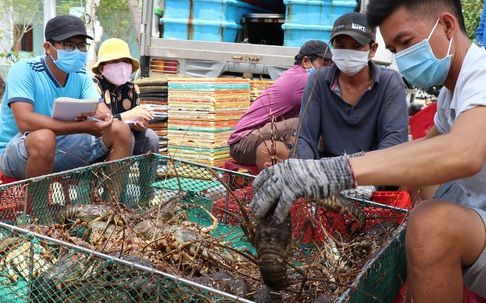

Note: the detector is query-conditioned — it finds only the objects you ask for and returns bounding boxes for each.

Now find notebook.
[51,97,99,121]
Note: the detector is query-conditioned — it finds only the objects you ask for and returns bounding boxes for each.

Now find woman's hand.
[130,119,149,131]
[120,106,154,123]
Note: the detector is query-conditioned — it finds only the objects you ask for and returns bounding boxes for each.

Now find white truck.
[139,0,394,80]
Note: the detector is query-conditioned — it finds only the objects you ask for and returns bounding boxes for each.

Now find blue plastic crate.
[163,0,267,23]
[239,0,285,12]
[161,17,241,42]
[282,23,333,47]
[332,0,359,19]
[283,0,357,26]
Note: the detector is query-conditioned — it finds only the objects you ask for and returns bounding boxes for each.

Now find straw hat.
[92,38,140,74]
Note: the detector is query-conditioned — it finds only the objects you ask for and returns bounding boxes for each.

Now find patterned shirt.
[93,75,141,118]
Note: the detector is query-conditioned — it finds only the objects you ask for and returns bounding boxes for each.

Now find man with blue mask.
[250,1,486,301]
[0,15,132,181]
[295,12,408,160]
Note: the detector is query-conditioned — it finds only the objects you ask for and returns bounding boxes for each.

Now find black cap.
[295,40,332,62]
[330,12,376,45]
[45,15,93,41]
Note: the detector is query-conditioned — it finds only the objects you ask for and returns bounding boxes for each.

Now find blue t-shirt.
[295,62,409,159]
[0,56,100,153]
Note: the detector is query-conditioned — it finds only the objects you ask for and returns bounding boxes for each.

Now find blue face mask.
[395,19,453,89]
[50,46,87,73]
[306,66,316,73]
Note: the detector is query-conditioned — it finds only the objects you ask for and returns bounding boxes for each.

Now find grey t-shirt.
[434,44,486,210]
[295,62,409,159]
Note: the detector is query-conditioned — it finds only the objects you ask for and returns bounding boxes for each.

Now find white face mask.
[102,61,132,86]
[331,48,370,76]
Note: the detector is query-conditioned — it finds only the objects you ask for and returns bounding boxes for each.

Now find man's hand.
[82,112,113,137]
[250,156,355,223]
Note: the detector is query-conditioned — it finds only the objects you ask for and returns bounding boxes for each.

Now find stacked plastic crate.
[250,79,274,103]
[161,0,269,42]
[135,77,169,154]
[167,78,250,166]
[282,0,358,47]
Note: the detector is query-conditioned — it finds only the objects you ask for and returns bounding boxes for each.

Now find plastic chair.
[222,158,260,175]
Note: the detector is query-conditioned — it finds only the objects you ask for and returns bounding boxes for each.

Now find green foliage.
[0,0,42,59]
[462,0,484,40]
[97,0,132,40]
[0,0,43,24]
[57,0,86,21]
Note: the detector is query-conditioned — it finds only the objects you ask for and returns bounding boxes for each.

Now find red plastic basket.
[0,172,79,222]
[212,189,412,244]
[0,172,29,222]
[211,187,322,242]
[371,190,413,209]
[212,186,254,225]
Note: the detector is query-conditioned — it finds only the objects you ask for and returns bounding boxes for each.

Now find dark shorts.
[464,208,486,297]
[132,128,159,155]
[434,181,486,297]
[229,118,298,165]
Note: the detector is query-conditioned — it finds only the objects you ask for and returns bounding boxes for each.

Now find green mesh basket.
[0,222,254,303]
[337,224,407,303]
[0,154,407,302]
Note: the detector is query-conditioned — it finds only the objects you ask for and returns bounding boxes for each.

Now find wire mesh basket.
[0,222,254,303]
[0,154,408,302]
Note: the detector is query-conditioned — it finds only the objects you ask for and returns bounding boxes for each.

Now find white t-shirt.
[434,44,486,210]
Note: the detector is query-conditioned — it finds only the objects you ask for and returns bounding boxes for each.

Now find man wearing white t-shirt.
[249,0,486,301]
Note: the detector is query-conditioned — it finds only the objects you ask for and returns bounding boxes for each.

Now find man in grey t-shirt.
[295,12,408,159]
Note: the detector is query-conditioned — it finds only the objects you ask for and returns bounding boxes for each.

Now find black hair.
[295,54,321,66]
[366,0,466,33]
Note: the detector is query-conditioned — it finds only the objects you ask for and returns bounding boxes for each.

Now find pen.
[87,116,104,123]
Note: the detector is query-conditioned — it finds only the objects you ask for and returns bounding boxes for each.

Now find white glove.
[341,186,376,201]
[250,156,355,223]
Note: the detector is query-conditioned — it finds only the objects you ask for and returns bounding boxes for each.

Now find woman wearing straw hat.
[92,38,159,155]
